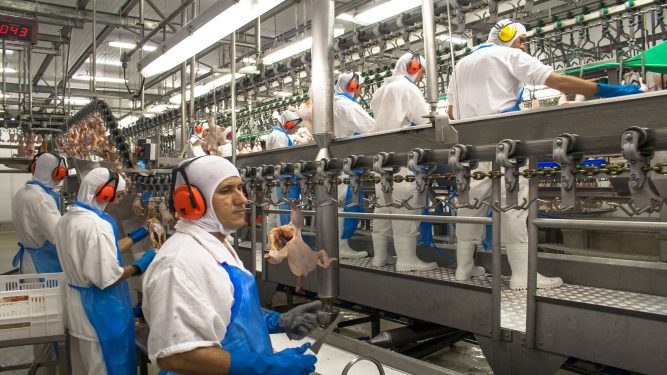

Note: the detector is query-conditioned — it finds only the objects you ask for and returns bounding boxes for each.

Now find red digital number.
[0,25,7,35]
[19,27,28,38]
[9,26,18,35]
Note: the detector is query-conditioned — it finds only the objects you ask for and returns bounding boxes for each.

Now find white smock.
[142,221,242,362]
[265,128,291,150]
[370,52,429,240]
[11,153,63,375]
[55,168,127,375]
[447,23,553,245]
[333,72,376,138]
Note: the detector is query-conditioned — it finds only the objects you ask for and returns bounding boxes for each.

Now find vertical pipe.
[188,1,196,131]
[2,41,6,116]
[491,161,502,341]
[261,205,268,281]
[312,0,339,300]
[27,45,32,124]
[140,0,145,113]
[525,158,538,348]
[231,31,237,165]
[256,17,262,56]
[92,0,96,93]
[250,199,257,276]
[421,0,438,115]
[180,3,187,151]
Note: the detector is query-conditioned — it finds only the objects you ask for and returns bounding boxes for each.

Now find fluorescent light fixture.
[239,65,260,74]
[274,91,292,97]
[336,0,421,26]
[0,67,16,73]
[436,34,467,45]
[119,115,139,127]
[169,73,246,104]
[86,58,123,67]
[1,50,13,55]
[263,28,345,65]
[73,75,127,83]
[109,41,157,52]
[62,97,91,105]
[140,0,287,78]
[147,104,177,113]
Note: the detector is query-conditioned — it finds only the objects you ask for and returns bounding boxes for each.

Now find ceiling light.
[274,91,292,97]
[239,65,260,74]
[147,104,177,113]
[0,67,16,73]
[263,28,345,65]
[62,97,91,105]
[169,73,246,104]
[139,0,287,78]
[336,0,421,26]
[119,115,139,127]
[109,41,157,52]
[436,34,468,45]
[86,58,123,67]
[73,75,127,83]
[0,50,14,55]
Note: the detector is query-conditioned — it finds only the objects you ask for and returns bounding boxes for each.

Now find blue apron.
[474,43,525,113]
[12,180,63,274]
[68,200,137,375]
[160,262,273,374]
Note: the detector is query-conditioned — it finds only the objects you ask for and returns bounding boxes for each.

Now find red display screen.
[0,16,37,44]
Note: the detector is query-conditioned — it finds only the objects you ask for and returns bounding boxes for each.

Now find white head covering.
[487,19,527,47]
[393,52,426,82]
[174,155,240,235]
[335,72,365,94]
[34,152,65,188]
[194,121,209,136]
[278,110,302,128]
[77,167,127,211]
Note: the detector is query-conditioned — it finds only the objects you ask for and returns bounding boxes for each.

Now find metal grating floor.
[340,257,667,333]
[237,242,667,333]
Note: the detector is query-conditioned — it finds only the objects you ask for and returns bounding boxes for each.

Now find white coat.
[265,128,291,150]
[143,213,244,362]
[333,95,375,138]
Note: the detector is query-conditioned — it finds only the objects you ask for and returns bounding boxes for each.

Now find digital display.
[0,16,38,45]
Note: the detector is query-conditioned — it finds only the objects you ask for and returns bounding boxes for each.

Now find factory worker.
[333,72,377,258]
[265,110,302,150]
[369,52,437,272]
[334,72,376,138]
[143,156,322,375]
[11,152,68,375]
[446,19,642,289]
[56,167,155,374]
[188,120,210,157]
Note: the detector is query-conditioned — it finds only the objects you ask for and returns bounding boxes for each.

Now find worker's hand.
[228,344,317,375]
[131,250,156,274]
[278,300,328,340]
[594,83,643,98]
[128,226,148,243]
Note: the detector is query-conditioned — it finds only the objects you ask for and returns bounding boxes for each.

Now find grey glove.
[278,300,328,340]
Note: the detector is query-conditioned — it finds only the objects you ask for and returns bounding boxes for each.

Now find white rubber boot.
[395,236,438,272]
[372,234,395,266]
[339,239,368,259]
[455,241,486,281]
[506,243,563,290]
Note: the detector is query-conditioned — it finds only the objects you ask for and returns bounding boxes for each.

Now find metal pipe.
[261,205,268,281]
[339,211,492,225]
[92,0,96,93]
[491,161,502,341]
[255,16,262,58]
[27,45,32,123]
[266,209,316,216]
[3,40,6,116]
[231,30,237,165]
[140,0,144,113]
[525,158,539,349]
[188,1,196,130]
[535,218,667,232]
[250,201,257,276]
[312,0,338,300]
[421,0,438,115]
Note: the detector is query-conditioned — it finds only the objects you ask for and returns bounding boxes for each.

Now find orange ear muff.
[172,184,206,220]
[283,121,296,130]
[406,57,422,75]
[52,166,68,181]
[195,124,203,134]
[95,184,116,203]
[346,73,359,92]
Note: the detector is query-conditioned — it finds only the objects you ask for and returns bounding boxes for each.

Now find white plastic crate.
[0,272,66,341]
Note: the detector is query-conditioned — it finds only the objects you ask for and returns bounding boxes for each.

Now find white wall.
[0,148,31,223]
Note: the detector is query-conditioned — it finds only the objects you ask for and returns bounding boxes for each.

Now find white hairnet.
[487,19,526,47]
[393,52,426,82]
[278,110,302,127]
[174,155,240,235]
[335,72,365,94]
[77,167,127,211]
[34,153,65,188]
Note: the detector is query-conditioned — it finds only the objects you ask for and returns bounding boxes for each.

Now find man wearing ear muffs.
[55,167,155,374]
[12,152,68,374]
[446,19,642,289]
[368,52,439,273]
[265,110,302,150]
[142,156,323,375]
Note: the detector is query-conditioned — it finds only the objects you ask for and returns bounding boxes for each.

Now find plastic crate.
[0,273,66,341]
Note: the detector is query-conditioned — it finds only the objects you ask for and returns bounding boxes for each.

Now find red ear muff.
[52,166,67,181]
[95,184,116,202]
[346,73,359,92]
[283,121,296,130]
[172,184,206,220]
[195,124,203,133]
[406,58,421,75]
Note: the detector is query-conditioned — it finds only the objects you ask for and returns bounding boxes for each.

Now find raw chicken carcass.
[133,194,146,217]
[158,199,175,226]
[148,218,166,249]
[265,201,334,292]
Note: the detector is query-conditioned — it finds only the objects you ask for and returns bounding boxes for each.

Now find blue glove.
[128,227,148,243]
[229,343,316,375]
[264,311,282,334]
[131,250,156,274]
[594,83,643,98]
